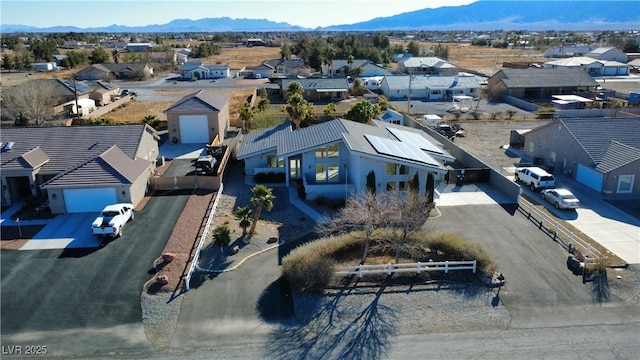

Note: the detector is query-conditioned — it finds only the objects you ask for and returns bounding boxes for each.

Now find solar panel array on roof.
[386,127,444,155]
[364,134,439,167]
[64,79,92,93]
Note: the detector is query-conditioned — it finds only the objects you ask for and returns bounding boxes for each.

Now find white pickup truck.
[91,203,134,238]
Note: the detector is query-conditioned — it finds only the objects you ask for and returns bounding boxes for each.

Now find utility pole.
[72,75,80,123]
[406,70,412,114]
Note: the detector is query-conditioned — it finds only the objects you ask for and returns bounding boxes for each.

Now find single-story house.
[87,80,120,106]
[0,125,159,213]
[378,108,405,125]
[179,62,230,80]
[321,59,389,78]
[486,68,600,101]
[280,78,349,102]
[380,74,481,100]
[34,62,58,72]
[51,54,68,65]
[252,59,314,79]
[76,63,154,81]
[522,117,640,197]
[585,47,628,63]
[164,90,230,144]
[397,57,458,75]
[127,43,155,52]
[237,118,454,200]
[544,45,599,58]
[247,38,266,47]
[544,57,630,77]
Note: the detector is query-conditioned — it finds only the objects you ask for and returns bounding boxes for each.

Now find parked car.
[541,188,580,209]
[435,124,456,138]
[91,203,134,238]
[514,166,556,191]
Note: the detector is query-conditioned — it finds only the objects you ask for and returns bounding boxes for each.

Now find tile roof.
[496,68,600,88]
[596,141,640,173]
[164,90,230,113]
[0,125,150,174]
[560,117,640,166]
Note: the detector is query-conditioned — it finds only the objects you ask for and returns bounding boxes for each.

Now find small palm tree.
[233,206,252,236]
[212,225,231,252]
[248,185,275,237]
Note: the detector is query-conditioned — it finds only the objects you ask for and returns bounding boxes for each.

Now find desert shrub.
[283,235,363,291]
[426,232,497,276]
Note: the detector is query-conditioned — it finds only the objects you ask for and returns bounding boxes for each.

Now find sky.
[1,0,477,29]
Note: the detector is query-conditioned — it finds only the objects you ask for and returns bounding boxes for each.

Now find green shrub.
[296,178,306,200]
[254,172,285,183]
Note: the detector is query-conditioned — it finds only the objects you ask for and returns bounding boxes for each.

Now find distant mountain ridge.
[1,1,638,33]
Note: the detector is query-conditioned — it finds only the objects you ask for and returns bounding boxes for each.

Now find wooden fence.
[336,260,477,278]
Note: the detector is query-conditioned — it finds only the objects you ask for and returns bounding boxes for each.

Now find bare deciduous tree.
[3,80,60,125]
[316,189,432,264]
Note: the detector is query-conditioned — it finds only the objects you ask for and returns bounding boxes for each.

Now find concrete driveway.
[516,173,640,265]
[17,213,100,250]
[0,192,191,357]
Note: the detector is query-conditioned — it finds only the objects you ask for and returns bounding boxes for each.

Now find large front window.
[267,155,284,168]
[316,163,339,182]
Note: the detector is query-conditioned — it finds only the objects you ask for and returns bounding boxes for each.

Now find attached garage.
[179,115,209,144]
[63,188,118,213]
[576,164,604,192]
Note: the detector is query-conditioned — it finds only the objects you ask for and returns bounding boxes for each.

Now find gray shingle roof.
[561,117,640,166]
[496,68,600,88]
[164,90,230,113]
[0,125,150,175]
[596,141,640,173]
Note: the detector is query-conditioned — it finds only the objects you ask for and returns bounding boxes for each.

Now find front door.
[289,156,301,180]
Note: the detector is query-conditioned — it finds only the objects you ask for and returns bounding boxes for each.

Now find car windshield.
[102,211,119,217]
[541,176,554,181]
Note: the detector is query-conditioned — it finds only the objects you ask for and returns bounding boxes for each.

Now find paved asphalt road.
[0,191,190,356]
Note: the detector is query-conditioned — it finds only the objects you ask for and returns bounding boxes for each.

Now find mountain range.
[2,1,638,33]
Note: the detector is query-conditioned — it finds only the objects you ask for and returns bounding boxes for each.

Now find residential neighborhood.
[1,26,639,359]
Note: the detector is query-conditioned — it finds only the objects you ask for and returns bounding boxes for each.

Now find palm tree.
[233,206,252,236]
[286,81,303,97]
[238,103,254,133]
[248,185,275,237]
[285,93,313,130]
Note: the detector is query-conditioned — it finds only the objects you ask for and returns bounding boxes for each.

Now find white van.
[514,167,556,191]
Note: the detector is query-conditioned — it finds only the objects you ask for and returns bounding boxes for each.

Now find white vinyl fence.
[517,196,605,261]
[336,260,477,278]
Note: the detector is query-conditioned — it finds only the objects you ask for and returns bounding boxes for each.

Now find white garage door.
[179,115,209,144]
[63,188,118,213]
[576,164,604,192]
